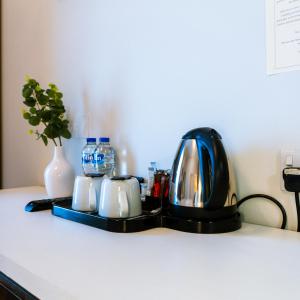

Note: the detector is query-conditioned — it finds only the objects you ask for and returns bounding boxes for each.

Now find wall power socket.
[280,150,300,191]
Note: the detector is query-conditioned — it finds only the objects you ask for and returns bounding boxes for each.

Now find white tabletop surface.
[0,186,300,300]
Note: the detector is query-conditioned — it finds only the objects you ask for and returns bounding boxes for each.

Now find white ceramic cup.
[72,176,102,212]
[99,177,142,218]
[93,176,105,211]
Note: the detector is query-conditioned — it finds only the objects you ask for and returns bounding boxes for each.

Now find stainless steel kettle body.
[169,128,237,219]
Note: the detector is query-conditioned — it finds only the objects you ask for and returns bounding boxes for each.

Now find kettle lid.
[182,127,222,140]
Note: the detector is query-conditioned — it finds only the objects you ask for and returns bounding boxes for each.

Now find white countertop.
[1,186,300,300]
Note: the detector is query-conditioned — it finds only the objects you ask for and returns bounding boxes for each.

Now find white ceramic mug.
[72,176,103,212]
[99,176,142,218]
[93,176,105,211]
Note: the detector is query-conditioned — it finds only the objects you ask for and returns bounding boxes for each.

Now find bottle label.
[94,153,105,164]
[82,154,94,164]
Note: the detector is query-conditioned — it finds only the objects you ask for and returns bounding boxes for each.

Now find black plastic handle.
[184,128,229,210]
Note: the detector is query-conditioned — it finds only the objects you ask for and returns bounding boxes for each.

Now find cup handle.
[118,190,129,218]
[89,181,97,211]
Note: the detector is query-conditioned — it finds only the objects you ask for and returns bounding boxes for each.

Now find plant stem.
[58,136,62,146]
[52,139,58,146]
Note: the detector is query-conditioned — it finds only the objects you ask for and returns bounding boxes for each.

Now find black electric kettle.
[169,127,238,221]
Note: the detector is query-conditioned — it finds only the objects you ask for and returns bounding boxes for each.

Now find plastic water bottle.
[94,137,116,176]
[82,138,98,176]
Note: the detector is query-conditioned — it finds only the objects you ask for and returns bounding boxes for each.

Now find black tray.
[52,198,162,233]
[52,198,241,234]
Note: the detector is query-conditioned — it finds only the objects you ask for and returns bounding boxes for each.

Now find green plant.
[21,76,71,146]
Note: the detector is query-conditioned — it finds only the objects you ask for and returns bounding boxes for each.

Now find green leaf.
[41,110,52,122]
[22,87,33,98]
[28,79,38,88]
[46,89,55,98]
[25,75,31,83]
[37,93,48,105]
[23,112,31,120]
[28,116,40,126]
[44,125,59,139]
[26,96,35,101]
[23,98,36,107]
[49,83,58,91]
[35,84,41,92]
[55,99,63,106]
[61,128,71,139]
[56,107,65,114]
[29,107,36,114]
[41,135,48,146]
[56,92,63,99]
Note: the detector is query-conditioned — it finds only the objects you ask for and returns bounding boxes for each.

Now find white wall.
[2,0,53,187]
[2,0,300,230]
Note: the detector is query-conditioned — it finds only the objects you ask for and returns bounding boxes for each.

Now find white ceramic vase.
[44,146,75,198]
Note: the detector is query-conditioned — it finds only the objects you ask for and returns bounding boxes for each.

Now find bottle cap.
[87,138,96,143]
[99,137,110,143]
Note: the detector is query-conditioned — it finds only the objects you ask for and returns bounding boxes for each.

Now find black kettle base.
[166,203,241,233]
[162,212,241,234]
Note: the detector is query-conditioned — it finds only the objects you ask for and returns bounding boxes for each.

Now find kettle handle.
[196,129,229,209]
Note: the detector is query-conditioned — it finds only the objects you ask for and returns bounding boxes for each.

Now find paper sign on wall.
[266,0,300,74]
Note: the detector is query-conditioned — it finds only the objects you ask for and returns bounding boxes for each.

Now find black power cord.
[237,194,287,230]
[282,167,300,232]
[294,193,300,232]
